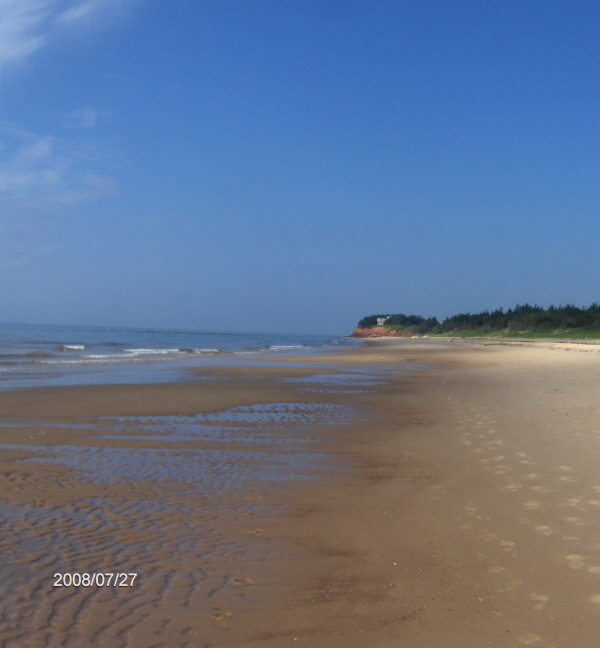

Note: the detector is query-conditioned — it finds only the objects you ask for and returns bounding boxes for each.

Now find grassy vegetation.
[386,324,425,334]
[431,328,600,340]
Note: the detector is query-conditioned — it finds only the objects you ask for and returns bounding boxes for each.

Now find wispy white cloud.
[0,2,129,211]
[63,105,110,129]
[0,122,120,211]
[65,106,98,128]
[0,0,133,69]
[46,172,120,208]
[0,1,50,65]
[55,0,106,25]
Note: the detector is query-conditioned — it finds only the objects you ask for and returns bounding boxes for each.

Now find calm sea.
[0,323,361,390]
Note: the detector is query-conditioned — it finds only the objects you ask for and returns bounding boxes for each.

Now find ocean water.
[0,322,361,389]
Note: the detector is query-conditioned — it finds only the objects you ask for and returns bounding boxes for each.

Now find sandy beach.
[1,339,600,647]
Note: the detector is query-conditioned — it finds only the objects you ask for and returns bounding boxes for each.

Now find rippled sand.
[0,363,400,646]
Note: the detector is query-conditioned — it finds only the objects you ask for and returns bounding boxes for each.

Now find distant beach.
[1,334,600,645]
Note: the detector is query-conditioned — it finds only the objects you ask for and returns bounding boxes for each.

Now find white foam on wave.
[59,344,85,351]
[121,348,181,355]
[121,347,221,357]
[33,347,223,367]
[269,345,304,350]
[87,354,125,359]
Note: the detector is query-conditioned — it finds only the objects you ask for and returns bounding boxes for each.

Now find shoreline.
[353,327,600,343]
[1,340,600,645]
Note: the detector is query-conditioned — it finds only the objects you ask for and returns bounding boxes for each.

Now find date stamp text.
[53,573,138,587]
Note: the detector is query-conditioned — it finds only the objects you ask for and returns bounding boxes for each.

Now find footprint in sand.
[535,525,553,536]
[531,485,553,493]
[500,540,516,551]
[529,593,549,609]
[488,566,505,574]
[525,474,538,480]
[233,578,254,587]
[211,612,232,621]
[247,528,263,535]
[524,501,540,510]
[506,483,523,492]
[590,595,600,604]
[565,554,585,570]
[519,632,542,644]
[505,578,521,590]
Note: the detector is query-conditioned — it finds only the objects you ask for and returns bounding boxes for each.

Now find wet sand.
[1,339,600,646]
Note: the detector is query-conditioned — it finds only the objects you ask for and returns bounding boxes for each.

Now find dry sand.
[1,339,600,647]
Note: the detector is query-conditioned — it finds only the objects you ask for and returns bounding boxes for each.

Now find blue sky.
[1,0,598,334]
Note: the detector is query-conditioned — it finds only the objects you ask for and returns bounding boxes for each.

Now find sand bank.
[1,339,599,646]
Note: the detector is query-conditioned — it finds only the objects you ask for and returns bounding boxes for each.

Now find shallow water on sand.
[1,401,357,487]
[0,358,420,646]
[9,444,335,489]
[0,392,365,646]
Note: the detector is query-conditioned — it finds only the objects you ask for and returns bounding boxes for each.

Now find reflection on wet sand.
[0,365,392,647]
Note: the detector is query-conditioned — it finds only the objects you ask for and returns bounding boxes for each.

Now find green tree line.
[358,303,600,334]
